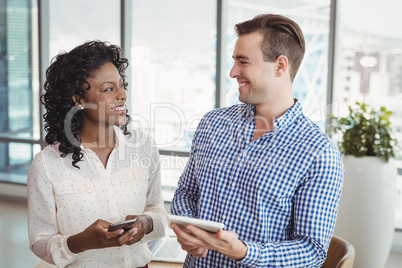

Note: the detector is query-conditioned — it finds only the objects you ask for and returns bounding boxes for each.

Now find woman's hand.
[67,215,153,253]
[122,215,153,245]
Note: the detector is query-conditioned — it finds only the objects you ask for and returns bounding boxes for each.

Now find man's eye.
[240,61,247,64]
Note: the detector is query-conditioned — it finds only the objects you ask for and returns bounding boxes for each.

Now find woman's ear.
[275,55,288,77]
[72,96,84,110]
[72,96,79,104]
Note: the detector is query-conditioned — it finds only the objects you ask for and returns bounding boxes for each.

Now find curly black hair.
[41,40,131,168]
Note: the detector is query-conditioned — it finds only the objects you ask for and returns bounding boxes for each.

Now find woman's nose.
[117,86,127,101]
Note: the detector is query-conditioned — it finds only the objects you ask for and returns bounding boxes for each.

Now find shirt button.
[231,182,236,187]
[222,215,226,220]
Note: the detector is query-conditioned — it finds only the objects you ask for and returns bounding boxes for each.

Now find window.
[130,0,217,152]
[48,0,120,58]
[1,0,401,237]
[0,0,39,185]
[334,0,402,229]
[130,0,217,199]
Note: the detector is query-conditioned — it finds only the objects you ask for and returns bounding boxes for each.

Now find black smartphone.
[108,219,137,232]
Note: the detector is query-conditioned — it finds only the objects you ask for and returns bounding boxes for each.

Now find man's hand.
[170,222,247,260]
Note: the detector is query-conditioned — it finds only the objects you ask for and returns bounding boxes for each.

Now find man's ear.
[275,55,288,77]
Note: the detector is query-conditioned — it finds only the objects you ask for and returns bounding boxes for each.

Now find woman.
[28,40,167,268]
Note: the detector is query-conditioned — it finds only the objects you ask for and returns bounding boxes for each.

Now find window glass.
[335,0,402,229]
[130,0,217,152]
[160,154,189,201]
[0,0,39,184]
[0,143,41,184]
[48,0,120,59]
[225,0,331,127]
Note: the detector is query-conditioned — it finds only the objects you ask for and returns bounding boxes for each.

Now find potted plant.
[329,102,399,268]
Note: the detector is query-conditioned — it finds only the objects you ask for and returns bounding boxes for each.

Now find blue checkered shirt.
[171,101,344,267]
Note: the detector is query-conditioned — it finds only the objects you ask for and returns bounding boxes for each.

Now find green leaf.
[330,102,399,162]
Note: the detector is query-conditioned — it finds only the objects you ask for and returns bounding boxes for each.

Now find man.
[170,14,344,267]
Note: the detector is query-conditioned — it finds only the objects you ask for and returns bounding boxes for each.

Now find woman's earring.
[75,104,84,110]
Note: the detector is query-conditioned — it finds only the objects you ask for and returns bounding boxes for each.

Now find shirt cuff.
[238,240,261,267]
[49,235,77,267]
[142,211,166,242]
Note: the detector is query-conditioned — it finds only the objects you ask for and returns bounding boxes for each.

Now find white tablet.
[168,214,225,233]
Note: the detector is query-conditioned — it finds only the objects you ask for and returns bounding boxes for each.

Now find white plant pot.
[334,156,396,268]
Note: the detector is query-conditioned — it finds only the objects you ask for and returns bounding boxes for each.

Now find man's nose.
[229,63,239,78]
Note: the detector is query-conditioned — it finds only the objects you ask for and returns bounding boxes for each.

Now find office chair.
[321,235,355,268]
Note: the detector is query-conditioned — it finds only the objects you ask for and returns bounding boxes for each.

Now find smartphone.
[108,219,137,232]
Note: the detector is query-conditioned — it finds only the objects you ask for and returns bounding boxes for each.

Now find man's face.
[230,31,276,105]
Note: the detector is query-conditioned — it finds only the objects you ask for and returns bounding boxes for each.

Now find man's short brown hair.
[235,14,305,82]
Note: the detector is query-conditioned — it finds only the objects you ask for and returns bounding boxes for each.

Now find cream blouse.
[28,127,167,268]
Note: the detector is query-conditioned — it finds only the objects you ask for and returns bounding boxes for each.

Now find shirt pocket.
[53,179,95,195]
[110,167,149,186]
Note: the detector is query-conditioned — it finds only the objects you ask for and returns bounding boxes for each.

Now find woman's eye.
[104,87,113,92]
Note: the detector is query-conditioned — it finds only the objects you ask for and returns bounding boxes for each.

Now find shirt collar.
[244,104,256,122]
[114,126,126,149]
[244,98,302,130]
[273,99,302,130]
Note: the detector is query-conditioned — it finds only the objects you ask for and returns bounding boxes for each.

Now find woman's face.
[78,62,127,128]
